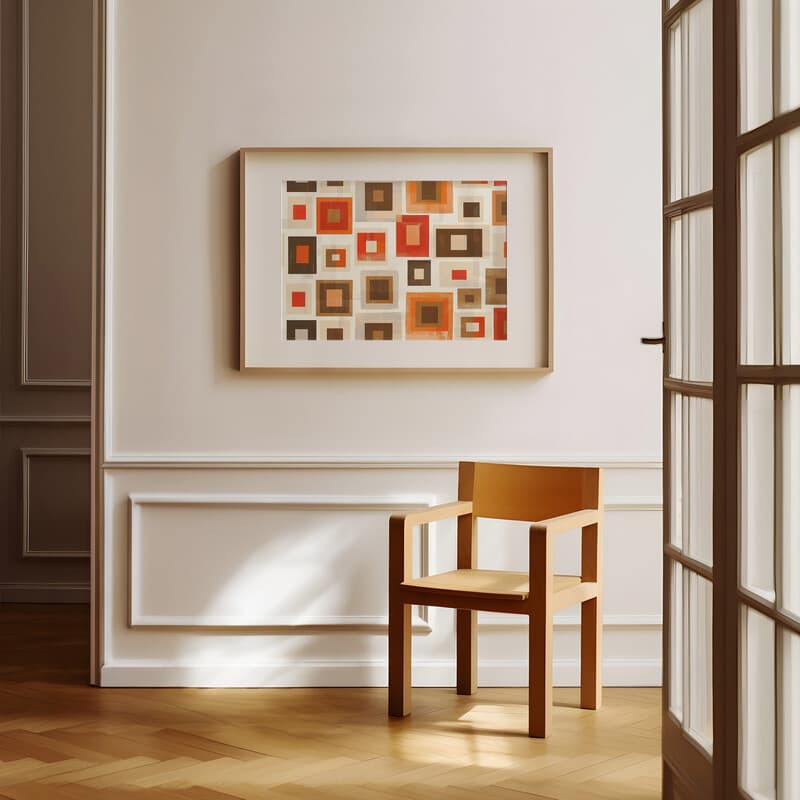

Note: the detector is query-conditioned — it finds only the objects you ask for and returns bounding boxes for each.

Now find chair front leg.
[388,515,412,717]
[388,597,411,717]
[529,526,553,738]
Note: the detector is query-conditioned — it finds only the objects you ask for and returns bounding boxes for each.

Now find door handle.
[641,322,665,348]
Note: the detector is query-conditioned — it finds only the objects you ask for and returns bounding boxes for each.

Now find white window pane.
[688,209,713,381]
[686,0,712,196]
[741,144,775,365]
[687,398,713,566]
[670,218,683,379]
[783,385,800,619]
[686,572,712,752]
[740,0,774,132]
[740,606,776,800]
[779,628,800,800]
[669,561,684,721]
[668,2,712,202]
[669,21,683,202]
[782,129,800,364]
[669,209,713,382]
[670,394,684,550]
[778,0,800,115]
[742,384,776,602]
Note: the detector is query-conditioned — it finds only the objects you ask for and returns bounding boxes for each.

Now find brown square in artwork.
[407,260,431,286]
[364,182,393,211]
[435,227,483,258]
[317,280,353,315]
[419,181,439,201]
[366,275,393,304]
[327,208,341,224]
[486,269,508,305]
[419,304,440,325]
[463,201,481,218]
[326,328,344,340]
[457,287,482,309]
[365,322,393,340]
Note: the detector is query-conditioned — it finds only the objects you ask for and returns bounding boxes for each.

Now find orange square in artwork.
[405,224,421,246]
[325,288,344,308]
[291,291,305,308]
[295,244,310,264]
[292,204,307,220]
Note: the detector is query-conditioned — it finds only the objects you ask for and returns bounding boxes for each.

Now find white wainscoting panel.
[128,493,433,630]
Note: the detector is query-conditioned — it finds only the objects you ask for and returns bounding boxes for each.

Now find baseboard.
[0,582,90,603]
[101,658,662,688]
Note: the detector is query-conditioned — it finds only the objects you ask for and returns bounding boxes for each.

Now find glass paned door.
[663,1,800,796]
[737,0,800,795]
[662,0,715,795]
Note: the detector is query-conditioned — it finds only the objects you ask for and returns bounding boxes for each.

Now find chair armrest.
[390,501,473,533]
[529,508,601,537]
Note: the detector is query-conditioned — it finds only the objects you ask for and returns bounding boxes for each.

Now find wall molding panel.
[105,455,663,470]
[127,492,434,631]
[22,448,91,557]
[0,582,89,603]
[19,0,92,388]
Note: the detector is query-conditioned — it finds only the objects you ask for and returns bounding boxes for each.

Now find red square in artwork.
[292,204,307,221]
[396,214,429,257]
[316,197,352,234]
[451,269,467,281]
[291,291,306,308]
[493,307,508,340]
[357,232,386,261]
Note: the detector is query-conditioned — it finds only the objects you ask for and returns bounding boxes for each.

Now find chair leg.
[388,599,411,717]
[456,609,477,695]
[580,596,602,710]
[529,608,552,737]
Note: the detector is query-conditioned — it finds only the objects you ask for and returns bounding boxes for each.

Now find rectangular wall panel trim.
[0,582,89,603]
[21,447,91,557]
[128,492,435,630]
[103,455,663,470]
[19,0,92,387]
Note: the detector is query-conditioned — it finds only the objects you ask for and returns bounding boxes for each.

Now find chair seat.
[401,569,582,601]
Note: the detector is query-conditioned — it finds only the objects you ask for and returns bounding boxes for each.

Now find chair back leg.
[580,595,602,710]
[456,609,477,695]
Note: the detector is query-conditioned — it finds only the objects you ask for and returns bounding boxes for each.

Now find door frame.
[89,0,107,687]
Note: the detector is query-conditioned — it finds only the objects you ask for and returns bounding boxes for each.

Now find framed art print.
[239,148,552,371]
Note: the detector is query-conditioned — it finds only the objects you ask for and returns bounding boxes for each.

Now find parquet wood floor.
[0,605,661,799]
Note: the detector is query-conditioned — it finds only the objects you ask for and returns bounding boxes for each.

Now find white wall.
[101,0,663,687]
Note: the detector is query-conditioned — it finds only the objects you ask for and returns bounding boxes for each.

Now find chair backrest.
[457,461,601,522]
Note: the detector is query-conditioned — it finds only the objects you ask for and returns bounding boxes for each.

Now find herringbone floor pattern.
[0,605,660,799]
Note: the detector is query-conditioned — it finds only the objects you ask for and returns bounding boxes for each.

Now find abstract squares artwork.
[282,180,508,342]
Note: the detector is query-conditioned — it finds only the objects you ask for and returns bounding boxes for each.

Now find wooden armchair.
[388,461,603,738]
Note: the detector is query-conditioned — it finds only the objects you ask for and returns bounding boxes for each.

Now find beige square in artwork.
[331,252,340,263]
[465,321,480,334]
[413,267,426,281]
[405,224,421,246]
[450,233,468,251]
[372,188,385,203]
[326,288,344,307]
[365,239,378,254]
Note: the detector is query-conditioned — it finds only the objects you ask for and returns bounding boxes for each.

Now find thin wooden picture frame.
[239,147,553,373]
